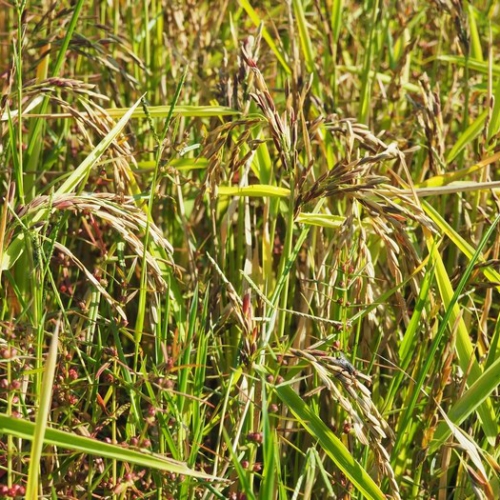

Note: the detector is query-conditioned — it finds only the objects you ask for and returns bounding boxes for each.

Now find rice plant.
[1,1,499,499]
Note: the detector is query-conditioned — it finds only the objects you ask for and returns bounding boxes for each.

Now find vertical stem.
[277,181,295,340]
[14,1,24,203]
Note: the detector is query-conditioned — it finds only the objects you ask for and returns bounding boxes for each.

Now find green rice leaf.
[446,110,488,163]
[423,200,500,290]
[296,213,345,229]
[106,105,240,119]
[488,76,500,140]
[25,324,59,499]
[292,0,315,74]
[437,55,500,76]
[275,383,386,500]
[0,413,219,480]
[218,185,290,198]
[466,4,483,62]
[430,354,500,453]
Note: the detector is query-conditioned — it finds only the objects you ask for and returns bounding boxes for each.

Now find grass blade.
[430,354,500,453]
[488,76,500,140]
[423,200,500,289]
[446,110,488,163]
[275,382,386,500]
[25,320,59,500]
[218,185,290,198]
[0,414,218,480]
[292,0,315,74]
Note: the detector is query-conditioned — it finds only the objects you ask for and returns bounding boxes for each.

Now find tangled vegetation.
[1,1,500,499]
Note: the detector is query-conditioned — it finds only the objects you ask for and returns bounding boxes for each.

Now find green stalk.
[358,0,380,124]
[277,181,296,341]
[14,1,25,203]
[393,214,500,459]
[25,321,59,500]
[24,0,85,200]
[134,69,187,371]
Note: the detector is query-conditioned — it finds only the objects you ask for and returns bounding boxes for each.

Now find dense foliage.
[1,1,500,499]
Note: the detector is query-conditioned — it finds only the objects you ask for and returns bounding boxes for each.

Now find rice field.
[0,1,500,499]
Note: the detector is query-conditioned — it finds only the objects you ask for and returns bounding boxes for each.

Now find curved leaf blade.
[0,413,218,480]
[275,383,386,500]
